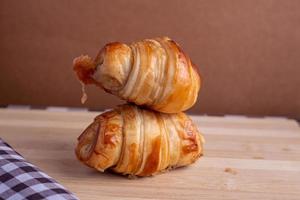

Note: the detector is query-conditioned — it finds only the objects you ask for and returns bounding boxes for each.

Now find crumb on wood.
[224,167,237,175]
[252,156,264,159]
[127,174,138,179]
[282,147,290,151]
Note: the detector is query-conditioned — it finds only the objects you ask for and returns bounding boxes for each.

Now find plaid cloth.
[0,139,78,200]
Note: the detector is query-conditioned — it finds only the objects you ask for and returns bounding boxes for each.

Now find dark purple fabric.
[0,138,78,200]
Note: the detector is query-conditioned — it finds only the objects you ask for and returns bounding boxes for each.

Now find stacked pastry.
[73,37,204,177]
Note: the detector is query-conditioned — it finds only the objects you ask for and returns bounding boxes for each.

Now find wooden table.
[0,108,299,200]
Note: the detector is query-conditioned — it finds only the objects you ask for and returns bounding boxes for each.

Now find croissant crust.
[73,37,201,113]
[75,104,204,176]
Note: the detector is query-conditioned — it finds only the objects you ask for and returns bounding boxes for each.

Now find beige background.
[0,0,299,119]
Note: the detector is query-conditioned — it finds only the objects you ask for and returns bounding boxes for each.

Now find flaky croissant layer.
[73,37,201,113]
[75,104,204,176]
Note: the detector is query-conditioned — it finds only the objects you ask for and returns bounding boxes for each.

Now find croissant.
[75,104,204,177]
[73,37,201,113]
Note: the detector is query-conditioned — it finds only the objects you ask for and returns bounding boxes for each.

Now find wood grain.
[0,109,299,200]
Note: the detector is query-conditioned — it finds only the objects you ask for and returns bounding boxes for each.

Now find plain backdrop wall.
[0,0,299,119]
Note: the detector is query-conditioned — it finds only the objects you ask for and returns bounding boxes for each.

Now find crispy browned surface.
[75,104,204,177]
[73,37,201,113]
[75,109,123,171]
[73,55,97,85]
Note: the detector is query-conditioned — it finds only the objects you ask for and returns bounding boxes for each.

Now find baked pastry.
[75,104,204,177]
[73,37,201,113]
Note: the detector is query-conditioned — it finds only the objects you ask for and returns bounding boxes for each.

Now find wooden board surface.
[0,108,299,200]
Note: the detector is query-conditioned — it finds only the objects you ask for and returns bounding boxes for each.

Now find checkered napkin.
[0,139,78,200]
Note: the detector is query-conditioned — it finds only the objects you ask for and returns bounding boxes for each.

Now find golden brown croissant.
[75,104,204,177]
[73,37,201,113]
